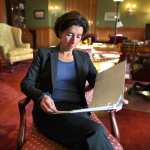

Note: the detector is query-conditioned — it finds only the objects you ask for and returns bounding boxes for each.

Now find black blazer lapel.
[73,50,89,107]
[50,50,58,88]
[73,51,86,88]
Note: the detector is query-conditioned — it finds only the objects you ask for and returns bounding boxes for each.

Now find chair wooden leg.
[109,111,120,141]
[16,103,26,150]
[17,98,31,150]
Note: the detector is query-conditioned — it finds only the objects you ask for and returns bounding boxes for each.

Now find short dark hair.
[54,11,89,38]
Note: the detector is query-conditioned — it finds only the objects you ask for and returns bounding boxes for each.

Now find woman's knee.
[92,124,105,135]
[85,122,105,138]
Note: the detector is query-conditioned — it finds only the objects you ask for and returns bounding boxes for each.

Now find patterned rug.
[0,61,32,150]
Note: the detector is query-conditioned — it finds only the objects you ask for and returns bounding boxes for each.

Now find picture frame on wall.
[104,12,120,21]
[34,10,45,19]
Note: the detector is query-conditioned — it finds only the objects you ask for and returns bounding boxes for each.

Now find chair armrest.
[0,46,5,59]
[0,46,7,60]
[12,27,31,49]
[17,97,31,150]
[109,111,120,141]
[20,43,30,48]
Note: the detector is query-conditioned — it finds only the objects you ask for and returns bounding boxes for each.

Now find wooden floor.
[0,62,150,150]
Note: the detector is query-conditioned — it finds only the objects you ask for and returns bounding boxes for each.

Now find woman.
[21,11,114,150]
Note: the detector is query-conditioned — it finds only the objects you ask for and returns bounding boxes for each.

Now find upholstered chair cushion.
[8,48,33,56]
[7,48,33,64]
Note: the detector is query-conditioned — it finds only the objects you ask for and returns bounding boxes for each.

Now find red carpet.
[0,62,150,150]
[0,62,31,150]
[118,109,150,150]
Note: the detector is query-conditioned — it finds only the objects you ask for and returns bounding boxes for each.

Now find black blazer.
[21,46,97,108]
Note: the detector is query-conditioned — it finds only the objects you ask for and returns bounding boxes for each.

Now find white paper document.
[50,61,126,114]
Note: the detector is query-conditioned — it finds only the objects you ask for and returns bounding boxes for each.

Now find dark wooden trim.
[109,111,120,141]
[17,97,31,150]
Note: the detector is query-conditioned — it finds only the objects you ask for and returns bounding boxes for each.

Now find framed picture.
[104,12,120,21]
[34,10,45,19]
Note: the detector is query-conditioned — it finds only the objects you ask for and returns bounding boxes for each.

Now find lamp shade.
[116,20,123,28]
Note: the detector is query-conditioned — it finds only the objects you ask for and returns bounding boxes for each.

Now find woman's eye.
[77,35,82,39]
[66,33,73,37]
[66,33,82,39]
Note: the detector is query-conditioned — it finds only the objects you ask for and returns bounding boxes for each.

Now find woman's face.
[59,25,83,51]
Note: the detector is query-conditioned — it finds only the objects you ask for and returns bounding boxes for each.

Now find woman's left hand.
[115,99,129,112]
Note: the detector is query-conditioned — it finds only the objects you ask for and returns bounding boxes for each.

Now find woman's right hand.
[40,95,58,113]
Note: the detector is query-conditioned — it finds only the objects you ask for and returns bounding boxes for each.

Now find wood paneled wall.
[35,27,59,48]
[95,27,145,41]
[65,0,96,33]
[22,29,34,48]
[0,0,5,22]
[35,27,51,48]
[32,27,145,48]
[49,28,59,46]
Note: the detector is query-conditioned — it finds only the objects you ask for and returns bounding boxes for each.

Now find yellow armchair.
[0,23,33,65]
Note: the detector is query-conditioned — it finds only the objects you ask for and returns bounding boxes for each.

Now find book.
[49,61,126,114]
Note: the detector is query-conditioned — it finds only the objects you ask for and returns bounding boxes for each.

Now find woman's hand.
[40,95,58,113]
[85,89,93,105]
[123,99,129,105]
[115,99,129,112]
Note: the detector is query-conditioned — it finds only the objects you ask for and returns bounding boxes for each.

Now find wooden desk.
[121,45,150,81]
[136,46,150,53]
[122,44,150,53]
[93,43,121,52]
[92,51,121,72]
[76,44,121,72]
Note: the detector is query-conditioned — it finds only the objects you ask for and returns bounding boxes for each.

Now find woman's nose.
[70,36,76,43]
